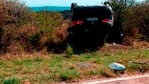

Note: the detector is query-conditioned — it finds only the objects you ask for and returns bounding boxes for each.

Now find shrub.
[35,11,66,52]
[0,0,67,53]
[0,0,35,53]
[59,69,80,81]
[65,44,73,57]
[109,0,149,42]
[3,77,19,84]
[122,4,149,40]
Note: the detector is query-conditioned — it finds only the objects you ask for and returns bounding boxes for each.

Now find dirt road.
[77,73,149,84]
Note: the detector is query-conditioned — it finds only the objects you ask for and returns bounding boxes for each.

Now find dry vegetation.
[0,0,68,54]
[0,0,149,54]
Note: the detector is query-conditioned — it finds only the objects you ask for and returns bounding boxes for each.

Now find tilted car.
[67,2,124,50]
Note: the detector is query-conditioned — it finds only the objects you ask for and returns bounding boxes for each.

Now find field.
[1,40,149,84]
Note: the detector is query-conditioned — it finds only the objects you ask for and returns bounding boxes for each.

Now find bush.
[0,0,68,53]
[3,77,19,84]
[109,0,149,42]
[0,0,34,52]
[59,69,80,81]
[1,0,148,53]
[35,11,67,52]
[122,4,149,40]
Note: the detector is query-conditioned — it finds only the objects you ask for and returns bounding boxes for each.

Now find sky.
[19,0,144,7]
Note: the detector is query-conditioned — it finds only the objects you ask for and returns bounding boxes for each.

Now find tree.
[108,0,135,7]
[146,0,149,4]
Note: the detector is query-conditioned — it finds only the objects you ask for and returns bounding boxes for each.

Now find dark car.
[67,2,124,50]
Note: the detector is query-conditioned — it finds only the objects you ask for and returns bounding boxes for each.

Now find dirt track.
[78,73,149,84]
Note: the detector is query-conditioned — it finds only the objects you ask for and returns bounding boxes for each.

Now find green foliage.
[36,11,63,33]
[3,77,19,84]
[65,44,73,57]
[29,33,41,48]
[0,48,149,83]
[59,69,80,81]
[126,61,149,72]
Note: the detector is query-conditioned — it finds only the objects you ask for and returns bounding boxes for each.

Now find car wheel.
[107,27,124,44]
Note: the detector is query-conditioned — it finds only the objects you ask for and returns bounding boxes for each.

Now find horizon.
[19,0,145,7]
[26,5,72,7]
[19,0,103,7]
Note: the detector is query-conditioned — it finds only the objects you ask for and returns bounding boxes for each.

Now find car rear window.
[72,6,112,20]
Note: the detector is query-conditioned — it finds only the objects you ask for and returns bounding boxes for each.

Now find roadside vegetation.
[0,0,149,53]
[0,0,149,83]
[0,0,67,54]
[110,0,149,41]
[0,41,149,83]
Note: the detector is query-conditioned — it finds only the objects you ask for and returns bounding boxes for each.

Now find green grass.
[3,77,19,84]
[0,48,149,83]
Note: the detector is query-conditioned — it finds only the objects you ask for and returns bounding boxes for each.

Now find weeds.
[0,47,149,83]
[59,69,80,81]
[3,77,19,84]
[65,44,73,57]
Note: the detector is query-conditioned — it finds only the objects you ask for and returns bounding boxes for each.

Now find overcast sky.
[19,0,144,7]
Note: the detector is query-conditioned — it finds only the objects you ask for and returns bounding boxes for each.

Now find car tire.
[107,26,124,44]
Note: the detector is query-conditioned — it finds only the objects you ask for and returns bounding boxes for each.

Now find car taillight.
[72,20,83,27]
[102,19,113,25]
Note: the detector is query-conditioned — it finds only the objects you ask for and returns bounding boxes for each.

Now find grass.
[0,44,149,83]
